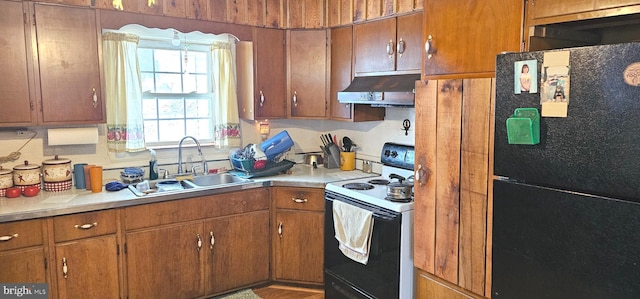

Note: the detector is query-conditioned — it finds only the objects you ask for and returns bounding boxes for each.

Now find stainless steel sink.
[182,173,251,188]
[128,179,195,197]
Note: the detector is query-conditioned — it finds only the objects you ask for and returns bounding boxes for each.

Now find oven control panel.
[381,142,415,170]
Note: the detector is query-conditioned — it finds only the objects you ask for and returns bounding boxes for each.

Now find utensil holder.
[324,144,341,169]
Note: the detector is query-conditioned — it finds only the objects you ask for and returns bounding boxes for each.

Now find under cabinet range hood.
[337,74,421,107]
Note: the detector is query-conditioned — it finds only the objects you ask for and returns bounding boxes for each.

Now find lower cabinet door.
[126,222,204,299]
[55,235,120,299]
[274,210,324,283]
[0,248,47,283]
[205,211,270,294]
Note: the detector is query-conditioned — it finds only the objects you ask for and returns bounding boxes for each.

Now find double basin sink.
[128,173,251,197]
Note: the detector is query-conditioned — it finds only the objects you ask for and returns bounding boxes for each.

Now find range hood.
[337,74,421,107]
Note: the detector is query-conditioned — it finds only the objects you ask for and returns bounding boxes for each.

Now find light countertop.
[0,164,379,223]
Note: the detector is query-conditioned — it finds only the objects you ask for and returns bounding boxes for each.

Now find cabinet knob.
[416,164,429,186]
[92,88,98,108]
[259,90,265,107]
[209,231,215,250]
[424,35,434,60]
[397,38,405,57]
[278,222,283,238]
[387,39,395,58]
[196,233,202,253]
[292,91,298,107]
[62,257,68,279]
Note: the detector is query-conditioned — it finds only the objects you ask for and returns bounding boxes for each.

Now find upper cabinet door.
[423,0,523,78]
[354,12,422,75]
[288,29,328,118]
[253,27,287,119]
[34,4,104,124]
[0,1,36,127]
[354,18,397,74]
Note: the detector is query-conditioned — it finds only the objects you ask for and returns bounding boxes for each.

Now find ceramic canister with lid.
[42,155,72,191]
[13,160,41,186]
[0,166,13,196]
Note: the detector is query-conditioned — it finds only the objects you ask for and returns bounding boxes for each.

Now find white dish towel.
[332,200,374,265]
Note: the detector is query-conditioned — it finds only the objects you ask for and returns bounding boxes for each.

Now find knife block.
[324,144,341,169]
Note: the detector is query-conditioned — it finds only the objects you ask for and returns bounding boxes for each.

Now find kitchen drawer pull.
[62,257,68,279]
[74,222,98,230]
[278,222,283,238]
[0,234,18,242]
[397,38,405,57]
[196,234,202,253]
[0,233,18,242]
[259,90,265,107]
[209,231,215,250]
[387,39,395,57]
[92,88,98,108]
[292,91,298,107]
[424,35,434,59]
[291,197,308,204]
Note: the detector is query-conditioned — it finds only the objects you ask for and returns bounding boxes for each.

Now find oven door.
[324,190,401,299]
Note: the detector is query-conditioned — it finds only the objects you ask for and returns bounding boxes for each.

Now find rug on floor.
[213,289,262,299]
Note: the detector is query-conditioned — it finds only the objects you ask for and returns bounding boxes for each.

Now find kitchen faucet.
[177,136,209,175]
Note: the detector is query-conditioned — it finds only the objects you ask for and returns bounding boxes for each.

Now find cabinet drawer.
[274,187,324,211]
[53,210,117,242]
[0,219,43,251]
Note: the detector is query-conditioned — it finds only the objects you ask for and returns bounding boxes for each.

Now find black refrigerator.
[492,42,640,299]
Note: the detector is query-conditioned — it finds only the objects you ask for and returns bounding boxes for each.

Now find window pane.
[139,48,154,72]
[186,119,211,140]
[141,73,155,93]
[142,98,158,119]
[144,120,159,142]
[155,73,183,93]
[158,99,184,118]
[154,49,181,72]
[186,99,210,118]
[190,52,208,74]
[183,74,209,93]
[158,120,185,141]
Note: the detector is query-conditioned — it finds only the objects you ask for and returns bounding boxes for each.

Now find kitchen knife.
[328,133,334,144]
[320,135,328,146]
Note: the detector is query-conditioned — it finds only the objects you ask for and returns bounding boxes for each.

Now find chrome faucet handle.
[158,168,169,179]
[191,165,201,175]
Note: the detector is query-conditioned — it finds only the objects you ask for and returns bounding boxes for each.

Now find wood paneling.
[265,0,283,28]
[353,0,365,22]
[246,0,265,26]
[286,0,304,28]
[187,0,208,19]
[367,0,381,20]
[210,0,228,22]
[414,80,437,273]
[163,0,187,18]
[434,79,462,283]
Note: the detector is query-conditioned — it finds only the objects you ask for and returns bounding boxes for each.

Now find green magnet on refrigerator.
[506,108,540,145]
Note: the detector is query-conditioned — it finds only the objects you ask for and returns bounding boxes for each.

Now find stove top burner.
[342,183,375,190]
[385,196,414,203]
[368,179,390,185]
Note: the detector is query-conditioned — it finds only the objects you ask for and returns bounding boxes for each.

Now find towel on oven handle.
[332,200,374,265]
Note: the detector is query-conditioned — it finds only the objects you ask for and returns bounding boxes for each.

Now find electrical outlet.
[16,130,29,136]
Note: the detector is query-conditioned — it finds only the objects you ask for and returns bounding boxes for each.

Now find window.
[138,42,214,144]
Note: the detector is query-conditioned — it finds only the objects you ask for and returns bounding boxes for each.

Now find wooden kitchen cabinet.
[422,0,522,79]
[252,27,287,119]
[205,211,269,294]
[124,188,270,298]
[33,3,104,124]
[414,79,493,296]
[272,187,324,284]
[329,25,385,122]
[287,29,329,118]
[0,219,47,283]
[528,0,640,24]
[51,210,120,299]
[0,0,38,128]
[354,12,422,75]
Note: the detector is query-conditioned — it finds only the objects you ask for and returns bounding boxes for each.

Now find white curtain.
[211,40,241,148]
[102,32,146,153]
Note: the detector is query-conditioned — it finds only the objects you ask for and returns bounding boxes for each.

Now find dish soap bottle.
[149,149,159,180]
